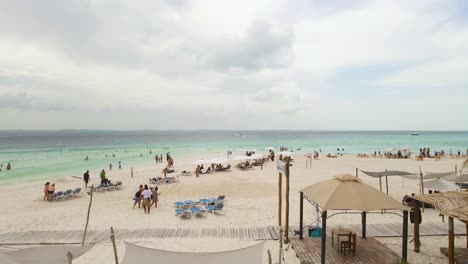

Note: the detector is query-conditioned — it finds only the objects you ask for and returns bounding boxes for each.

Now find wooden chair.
[340,232,355,256]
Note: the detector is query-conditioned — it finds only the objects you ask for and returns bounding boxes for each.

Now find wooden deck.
[0,222,463,245]
[440,247,468,264]
[289,235,399,264]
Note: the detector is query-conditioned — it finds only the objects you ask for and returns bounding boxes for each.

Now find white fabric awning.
[0,245,93,264]
[122,242,265,264]
[424,172,457,179]
[419,179,460,191]
[361,170,417,179]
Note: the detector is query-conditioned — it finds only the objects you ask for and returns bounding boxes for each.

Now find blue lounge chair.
[190,207,207,217]
[63,189,73,199]
[175,209,191,218]
[205,202,225,214]
[174,202,184,208]
[73,188,82,197]
[114,181,123,190]
[54,191,64,200]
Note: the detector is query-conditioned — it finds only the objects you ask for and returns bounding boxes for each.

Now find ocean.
[0,130,467,185]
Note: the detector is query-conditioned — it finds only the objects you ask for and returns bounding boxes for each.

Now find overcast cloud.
[0,0,467,130]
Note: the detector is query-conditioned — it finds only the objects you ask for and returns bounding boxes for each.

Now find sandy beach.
[0,154,465,263]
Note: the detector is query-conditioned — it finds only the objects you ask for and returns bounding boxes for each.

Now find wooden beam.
[299,192,304,240]
[362,211,367,238]
[449,217,454,264]
[356,168,358,178]
[385,175,389,195]
[379,176,382,192]
[285,157,290,243]
[82,184,94,245]
[110,227,119,264]
[414,201,420,253]
[321,210,327,264]
[278,172,282,226]
[402,210,408,262]
[466,223,468,248]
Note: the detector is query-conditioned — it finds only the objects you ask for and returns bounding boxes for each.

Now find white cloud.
[0,0,467,130]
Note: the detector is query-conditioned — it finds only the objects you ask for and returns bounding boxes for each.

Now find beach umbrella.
[266,147,275,150]
[232,155,249,161]
[247,153,263,160]
[384,147,395,153]
[418,179,460,191]
[278,151,292,157]
[192,159,209,165]
[210,157,228,164]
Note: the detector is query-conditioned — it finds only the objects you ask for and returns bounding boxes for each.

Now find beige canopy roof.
[301,174,406,211]
[122,242,265,264]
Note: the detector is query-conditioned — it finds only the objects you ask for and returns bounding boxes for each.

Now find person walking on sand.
[43,182,50,201]
[118,161,122,170]
[141,185,152,214]
[109,163,113,171]
[6,163,11,170]
[133,184,143,209]
[151,186,160,208]
[195,165,201,177]
[83,170,90,188]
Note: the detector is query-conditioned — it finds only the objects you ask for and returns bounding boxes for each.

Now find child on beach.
[48,183,55,202]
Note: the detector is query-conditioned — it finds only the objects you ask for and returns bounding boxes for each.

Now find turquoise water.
[0,130,467,185]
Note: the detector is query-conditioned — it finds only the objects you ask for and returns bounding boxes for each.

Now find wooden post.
[362,211,367,238]
[402,210,408,262]
[385,176,389,195]
[466,223,468,248]
[131,167,134,178]
[356,168,358,178]
[285,157,290,243]
[110,226,119,264]
[67,252,73,264]
[379,176,382,192]
[449,217,454,264]
[299,192,304,240]
[82,184,94,245]
[321,210,327,264]
[278,172,282,226]
[268,249,272,264]
[414,201,420,253]
[278,226,283,264]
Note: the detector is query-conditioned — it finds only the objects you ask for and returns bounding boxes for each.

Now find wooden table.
[331,228,357,253]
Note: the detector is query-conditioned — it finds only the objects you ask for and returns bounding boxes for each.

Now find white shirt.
[141,189,152,199]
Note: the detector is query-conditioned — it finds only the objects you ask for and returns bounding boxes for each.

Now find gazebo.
[298,174,409,264]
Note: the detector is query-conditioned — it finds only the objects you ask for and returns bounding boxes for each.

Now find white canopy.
[444,173,468,182]
[419,179,460,191]
[247,153,263,160]
[0,245,93,264]
[232,155,249,161]
[385,147,395,153]
[424,171,457,179]
[361,170,418,179]
[278,151,292,157]
[121,242,265,264]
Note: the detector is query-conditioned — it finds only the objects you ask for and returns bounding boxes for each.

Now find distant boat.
[411,132,419,136]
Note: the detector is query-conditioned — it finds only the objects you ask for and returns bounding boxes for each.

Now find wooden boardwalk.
[0,226,280,245]
[0,222,463,245]
[440,248,468,264]
[289,236,399,264]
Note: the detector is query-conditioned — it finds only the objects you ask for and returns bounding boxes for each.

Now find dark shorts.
[84,179,89,183]
[48,191,53,194]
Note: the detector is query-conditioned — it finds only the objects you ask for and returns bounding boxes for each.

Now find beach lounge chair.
[105,183,115,191]
[113,181,122,190]
[175,209,192,218]
[217,195,226,203]
[96,184,107,192]
[222,164,231,171]
[174,201,185,208]
[205,202,225,215]
[63,189,73,199]
[72,188,82,197]
[53,191,64,200]
[190,207,207,217]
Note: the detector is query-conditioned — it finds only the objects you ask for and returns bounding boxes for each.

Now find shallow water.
[0,130,467,185]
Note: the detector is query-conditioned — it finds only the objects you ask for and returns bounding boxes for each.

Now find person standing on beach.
[133,185,143,209]
[43,182,50,201]
[100,169,106,183]
[195,165,200,177]
[151,186,160,208]
[118,161,122,170]
[83,170,90,188]
[6,163,11,170]
[160,154,162,163]
[109,163,112,171]
[141,185,152,214]
[48,183,55,202]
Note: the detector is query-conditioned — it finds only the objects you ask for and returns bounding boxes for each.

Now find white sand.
[0,154,465,263]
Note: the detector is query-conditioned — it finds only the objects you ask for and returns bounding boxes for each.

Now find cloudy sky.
[0,0,467,130]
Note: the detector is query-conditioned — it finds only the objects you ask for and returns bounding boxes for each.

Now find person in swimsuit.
[151,186,160,208]
[43,182,50,201]
[48,183,55,202]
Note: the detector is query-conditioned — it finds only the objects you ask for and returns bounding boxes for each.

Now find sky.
[0,0,467,130]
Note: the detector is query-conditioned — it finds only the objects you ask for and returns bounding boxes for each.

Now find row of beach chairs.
[89,181,123,192]
[149,176,178,185]
[52,188,82,200]
[174,195,226,218]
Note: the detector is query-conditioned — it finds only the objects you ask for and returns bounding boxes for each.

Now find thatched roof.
[413,190,468,222]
